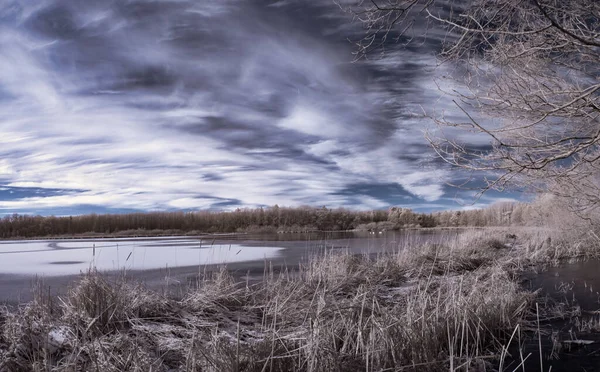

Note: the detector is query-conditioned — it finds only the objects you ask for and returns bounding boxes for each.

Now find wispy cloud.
[0,0,498,215]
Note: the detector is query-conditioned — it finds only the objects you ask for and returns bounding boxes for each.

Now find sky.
[0,0,520,216]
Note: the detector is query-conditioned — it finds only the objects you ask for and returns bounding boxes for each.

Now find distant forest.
[0,202,540,239]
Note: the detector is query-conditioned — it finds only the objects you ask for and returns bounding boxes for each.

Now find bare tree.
[346,0,600,210]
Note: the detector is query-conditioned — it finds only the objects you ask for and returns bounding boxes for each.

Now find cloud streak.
[0,0,502,215]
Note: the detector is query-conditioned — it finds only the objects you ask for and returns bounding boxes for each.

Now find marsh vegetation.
[1,220,599,371]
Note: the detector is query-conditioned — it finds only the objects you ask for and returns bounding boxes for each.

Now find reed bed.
[0,229,598,371]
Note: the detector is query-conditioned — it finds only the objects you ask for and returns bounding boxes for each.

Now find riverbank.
[0,228,598,371]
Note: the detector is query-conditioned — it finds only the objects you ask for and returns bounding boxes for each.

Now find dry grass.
[0,229,597,371]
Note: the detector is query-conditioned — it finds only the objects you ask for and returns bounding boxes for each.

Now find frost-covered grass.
[0,229,598,371]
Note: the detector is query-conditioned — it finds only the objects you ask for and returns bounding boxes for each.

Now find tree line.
[0,200,555,239]
[0,206,387,238]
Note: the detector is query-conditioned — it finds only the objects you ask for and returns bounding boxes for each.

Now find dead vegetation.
[0,229,598,371]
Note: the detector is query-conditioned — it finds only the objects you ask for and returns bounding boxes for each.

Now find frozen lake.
[0,230,458,303]
[0,237,284,276]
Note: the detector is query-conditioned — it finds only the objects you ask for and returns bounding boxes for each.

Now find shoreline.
[0,227,539,305]
[0,225,513,242]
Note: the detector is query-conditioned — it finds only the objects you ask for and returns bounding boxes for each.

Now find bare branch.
[350,0,600,210]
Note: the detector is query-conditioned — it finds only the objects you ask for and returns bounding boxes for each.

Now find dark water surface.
[511,259,600,371]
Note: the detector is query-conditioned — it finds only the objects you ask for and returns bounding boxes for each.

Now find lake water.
[0,230,454,304]
[505,259,600,371]
[0,230,450,277]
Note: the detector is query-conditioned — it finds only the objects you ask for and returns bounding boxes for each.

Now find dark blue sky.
[0,0,519,216]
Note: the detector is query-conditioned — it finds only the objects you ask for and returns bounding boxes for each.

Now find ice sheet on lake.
[0,242,52,254]
[54,241,138,249]
[54,239,202,249]
[0,239,283,276]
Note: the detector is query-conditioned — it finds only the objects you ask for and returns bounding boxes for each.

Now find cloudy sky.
[0,0,518,216]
